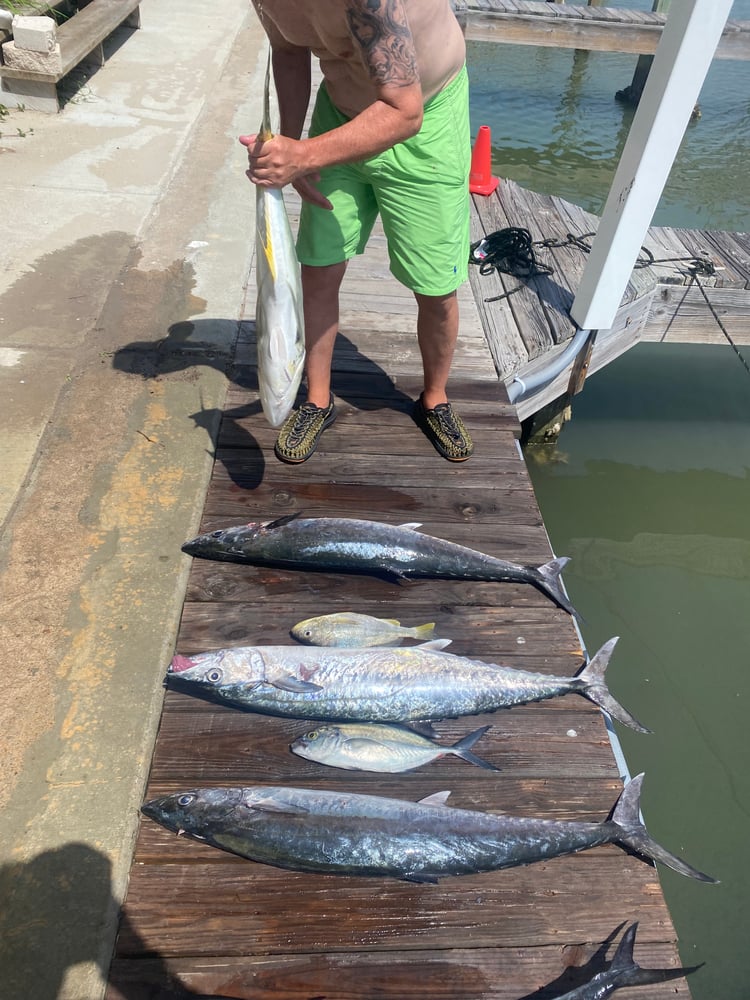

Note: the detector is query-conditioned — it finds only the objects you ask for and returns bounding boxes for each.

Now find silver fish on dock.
[253,53,305,427]
[290,722,498,773]
[167,636,650,732]
[140,774,716,883]
[551,922,702,999]
[291,611,437,647]
[181,513,579,617]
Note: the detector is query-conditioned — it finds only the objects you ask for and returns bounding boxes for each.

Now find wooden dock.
[105,190,698,998]
[469,177,750,420]
[459,0,750,60]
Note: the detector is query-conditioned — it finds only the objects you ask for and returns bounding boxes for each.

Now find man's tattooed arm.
[346,0,420,89]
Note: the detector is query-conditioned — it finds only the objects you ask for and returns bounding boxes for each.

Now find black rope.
[469,226,718,302]
[689,271,750,378]
[469,227,552,302]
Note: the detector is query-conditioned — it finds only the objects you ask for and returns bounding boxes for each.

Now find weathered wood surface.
[107,190,694,998]
[470,177,750,418]
[459,0,750,60]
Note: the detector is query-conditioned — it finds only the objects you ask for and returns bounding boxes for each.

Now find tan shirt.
[253,0,466,119]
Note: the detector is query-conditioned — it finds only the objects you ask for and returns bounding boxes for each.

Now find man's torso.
[255,0,466,118]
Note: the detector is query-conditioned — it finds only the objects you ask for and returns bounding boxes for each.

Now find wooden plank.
[641,284,750,344]
[468,194,531,377]
[464,12,665,56]
[700,229,750,288]
[142,712,617,787]
[0,0,140,83]
[462,3,750,59]
[118,849,667,956]
[502,183,577,344]
[474,187,557,359]
[174,601,585,662]
[107,938,694,1000]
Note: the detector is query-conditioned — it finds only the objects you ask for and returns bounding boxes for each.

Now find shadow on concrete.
[112,318,415,489]
[1,842,115,1000]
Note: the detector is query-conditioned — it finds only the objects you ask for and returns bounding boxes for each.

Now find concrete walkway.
[0,2,267,996]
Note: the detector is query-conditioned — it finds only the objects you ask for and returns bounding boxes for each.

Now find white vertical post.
[570,0,733,331]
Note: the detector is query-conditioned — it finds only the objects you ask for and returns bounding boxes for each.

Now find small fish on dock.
[550,921,702,1000]
[140,773,717,883]
[291,611,437,647]
[181,513,579,617]
[290,722,499,773]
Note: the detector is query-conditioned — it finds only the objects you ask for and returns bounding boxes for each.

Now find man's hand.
[239,134,333,209]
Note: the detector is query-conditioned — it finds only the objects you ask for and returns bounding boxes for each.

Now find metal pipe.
[506,327,592,404]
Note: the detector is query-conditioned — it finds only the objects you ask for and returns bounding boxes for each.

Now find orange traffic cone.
[469,125,499,196]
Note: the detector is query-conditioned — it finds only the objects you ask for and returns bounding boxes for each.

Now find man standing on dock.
[241,0,475,463]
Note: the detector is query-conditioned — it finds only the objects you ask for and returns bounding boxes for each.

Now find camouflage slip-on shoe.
[413,393,474,462]
[274,397,337,464]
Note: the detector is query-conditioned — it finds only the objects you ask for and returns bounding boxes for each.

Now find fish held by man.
[140,774,716,883]
[290,722,498,773]
[253,53,305,427]
[550,922,702,999]
[181,513,579,617]
[167,636,649,732]
[291,611,437,647]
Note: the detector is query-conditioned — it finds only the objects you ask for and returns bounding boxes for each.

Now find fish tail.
[451,725,500,771]
[260,50,274,140]
[608,774,718,883]
[609,923,703,988]
[411,622,437,640]
[575,637,651,734]
[531,556,580,618]
[607,922,704,989]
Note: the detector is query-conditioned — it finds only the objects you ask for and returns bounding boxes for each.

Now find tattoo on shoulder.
[346,0,419,88]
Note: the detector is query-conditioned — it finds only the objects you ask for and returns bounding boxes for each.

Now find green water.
[526,346,750,1000]
[467,6,750,998]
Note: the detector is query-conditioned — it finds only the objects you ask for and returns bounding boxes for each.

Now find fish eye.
[177,794,194,806]
[206,667,223,683]
[211,529,223,538]
[306,730,319,740]
[303,630,313,638]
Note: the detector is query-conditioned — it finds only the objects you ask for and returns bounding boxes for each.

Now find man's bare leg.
[301,260,348,408]
[414,290,459,408]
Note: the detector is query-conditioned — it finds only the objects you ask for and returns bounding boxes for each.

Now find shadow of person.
[112,317,419,490]
[0,843,231,1000]
[187,402,265,491]
[111,319,240,382]
[0,842,117,1000]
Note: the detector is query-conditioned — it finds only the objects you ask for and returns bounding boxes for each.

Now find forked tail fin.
[450,725,500,772]
[531,556,580,618]
[609,922,704,990]
[575,637,651,734]
[609,774,718,883]
[259,49,274,141]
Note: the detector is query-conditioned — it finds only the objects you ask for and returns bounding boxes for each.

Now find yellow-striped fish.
[291,612,437,647]
[254,52,305,427]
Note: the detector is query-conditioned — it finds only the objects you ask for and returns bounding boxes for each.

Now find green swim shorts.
[296,66,471,297]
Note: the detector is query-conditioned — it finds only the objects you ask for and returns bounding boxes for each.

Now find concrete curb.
[0,4,268,997]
